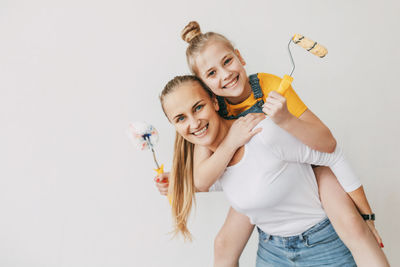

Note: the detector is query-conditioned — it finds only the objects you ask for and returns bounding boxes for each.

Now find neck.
[207,119,234,152]
[225,78,252,105]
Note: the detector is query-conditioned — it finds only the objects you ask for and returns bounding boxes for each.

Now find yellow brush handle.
[276,74,294,95]
[154,164,172,204]
[154,164,164,176]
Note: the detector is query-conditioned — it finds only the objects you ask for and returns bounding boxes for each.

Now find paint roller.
[276,34,328,94]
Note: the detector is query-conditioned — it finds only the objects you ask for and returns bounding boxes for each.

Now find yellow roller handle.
[276,74,294,95]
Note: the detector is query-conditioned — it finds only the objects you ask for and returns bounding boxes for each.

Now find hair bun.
[181,21,202,43]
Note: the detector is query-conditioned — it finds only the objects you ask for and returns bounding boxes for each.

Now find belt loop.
[263,233,271,243]
[299,232,311,247]
[299,233,304,241]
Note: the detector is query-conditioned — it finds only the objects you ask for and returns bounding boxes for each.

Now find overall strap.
[216,95,238,120]
[249,74,264,99]
[217,74,265,119]
[217,95,229,118]
[247,73,265,113]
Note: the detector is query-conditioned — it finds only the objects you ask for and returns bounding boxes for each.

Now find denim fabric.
[256,218,356,267]
[217,74,265,120]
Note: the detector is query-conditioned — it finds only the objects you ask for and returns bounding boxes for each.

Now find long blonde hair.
[160,75,213,240]
[181,21,235,75]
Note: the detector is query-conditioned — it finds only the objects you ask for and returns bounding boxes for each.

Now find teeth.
[224,76,238,88]
[193,125,207,136]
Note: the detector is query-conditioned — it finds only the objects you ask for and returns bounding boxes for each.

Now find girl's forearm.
[194,141,237,192]
[194,114,265,192]
[347,186,373,214]
[279,111,336,153]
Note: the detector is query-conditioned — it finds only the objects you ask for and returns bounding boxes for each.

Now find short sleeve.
[284,85,308,118]
[257,73,308,118]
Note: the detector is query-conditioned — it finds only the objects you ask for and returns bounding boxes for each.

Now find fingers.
[263,102,284,112]
[250,127,262,137]
[154,172,169,183]
[374,232,383,246]
[156,183,169,196]
[366,221,384,247]
[154,172,169,196]
[242,114,265,134]
[266,91,286,102]
[226,113,265,148]
[263,103,283,116]
[372,229,383,247]
[234,113,265,129]
[155,178,169,196]
[247,113,266,125]
[268,90,285,99]
[264,91,287,110]
[262,92,291,125]
[242,113,266,123]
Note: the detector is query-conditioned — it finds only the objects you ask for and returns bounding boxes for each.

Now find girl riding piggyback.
[155,21,388,266]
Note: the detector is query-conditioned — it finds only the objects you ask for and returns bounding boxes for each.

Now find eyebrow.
[173,100,203,120]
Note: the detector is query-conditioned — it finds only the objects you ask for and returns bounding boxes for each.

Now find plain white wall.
[1,0,399,266]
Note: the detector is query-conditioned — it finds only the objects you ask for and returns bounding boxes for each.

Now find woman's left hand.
[262,91,294,125]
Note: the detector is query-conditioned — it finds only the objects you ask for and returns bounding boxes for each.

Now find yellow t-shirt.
[225,73,308,118]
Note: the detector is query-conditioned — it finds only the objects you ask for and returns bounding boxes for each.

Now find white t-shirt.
[210,118,361,237]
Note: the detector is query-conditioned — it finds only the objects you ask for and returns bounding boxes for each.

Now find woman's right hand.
[223,113,265,150]
[154,172,169,196]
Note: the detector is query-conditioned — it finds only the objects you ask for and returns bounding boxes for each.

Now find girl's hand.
[223,113,265,150]
[366,220,384,248]
[154,172,169,196]
[262,91,294,125]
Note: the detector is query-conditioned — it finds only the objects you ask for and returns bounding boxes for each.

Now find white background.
[1,0,399,266]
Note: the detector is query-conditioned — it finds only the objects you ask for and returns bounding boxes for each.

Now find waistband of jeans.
[257,217,330,242]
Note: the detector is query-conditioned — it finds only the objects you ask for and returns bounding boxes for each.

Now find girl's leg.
[214,207,254,267]
[314,166,390,267]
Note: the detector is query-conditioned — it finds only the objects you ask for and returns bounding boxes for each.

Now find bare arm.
[347,186,384,247]
[263,92,373,212]
[193,141,236,192]
[263,91,336,153]
[283,109,336,153]
[347,186,372,214]
[194,114,265,192]
[214,207,254,267]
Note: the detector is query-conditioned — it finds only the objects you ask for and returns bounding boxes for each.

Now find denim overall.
[217,74,265,119]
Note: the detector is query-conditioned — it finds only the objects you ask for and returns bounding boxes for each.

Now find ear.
[212,96,220,111]
[234,49,246,66]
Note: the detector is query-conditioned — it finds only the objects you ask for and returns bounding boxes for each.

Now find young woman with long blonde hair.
[155,21,389,266]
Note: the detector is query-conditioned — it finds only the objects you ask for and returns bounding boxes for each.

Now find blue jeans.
[256,218,356,266]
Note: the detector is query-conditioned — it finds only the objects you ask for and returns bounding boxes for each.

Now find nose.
[221,68,233,81]
[188,115,201,131]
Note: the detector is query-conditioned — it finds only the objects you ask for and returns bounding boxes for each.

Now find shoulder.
[256,73,282,91]
[257,73,282,83]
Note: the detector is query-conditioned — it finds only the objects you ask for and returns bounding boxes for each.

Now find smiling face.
[162,80,223,148]
[194,40,252,104]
